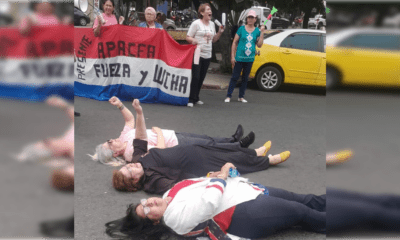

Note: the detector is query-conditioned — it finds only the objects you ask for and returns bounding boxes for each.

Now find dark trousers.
[189,57,211,103]
[228,188,326,238]
[327,188,400,232]
[226,61,254,99]
[175,132,235,146]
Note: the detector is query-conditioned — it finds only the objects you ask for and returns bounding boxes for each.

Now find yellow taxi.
[250,29,326,91]
[326,28,400,89]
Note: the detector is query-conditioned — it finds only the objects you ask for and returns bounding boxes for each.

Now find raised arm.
[256,25,266,48]
[93,15,103,37]
[109,96,134,129]
[152,126,166,149]
[45,96,74,122]
[212,25,224,43]
[132,99,147,141]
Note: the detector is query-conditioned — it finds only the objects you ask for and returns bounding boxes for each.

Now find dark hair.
[112,169,144,192]
[198,3,211,19]
[105,204,173,240]
[30,1,56,11]
[103,0,115,7]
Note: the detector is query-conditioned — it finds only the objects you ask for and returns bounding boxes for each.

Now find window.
[264,30,283,39]
[263,9,271,18]
[280,33,321,52]
[338,34,400,51]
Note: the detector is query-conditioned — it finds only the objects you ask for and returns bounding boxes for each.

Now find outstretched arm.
[109,96,135,129]
[132,99,147,140]
[45,96,74,122]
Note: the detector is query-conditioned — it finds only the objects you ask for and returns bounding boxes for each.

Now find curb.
[202,84,224,90]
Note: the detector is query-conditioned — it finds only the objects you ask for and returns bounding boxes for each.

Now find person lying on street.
[112,99,290,194]
[106,162,325,240]
[90,96,254,166]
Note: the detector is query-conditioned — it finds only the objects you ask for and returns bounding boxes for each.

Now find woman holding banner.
[93,0,124,37]
[19,2,61,35]
[186,3,224,107]
[225,10,265,103]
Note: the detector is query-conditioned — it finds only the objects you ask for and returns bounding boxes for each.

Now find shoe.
[196,100,204,105]
[74,111,81,117]
[238,98,248,103]
[40,216,74,238]
[225,98,230,103]
[262,141,272,157]
[232,124,244,142]
[326,150,353,165]
[240,131,255,148]
[187,103,194,107]
[279,151,291,163]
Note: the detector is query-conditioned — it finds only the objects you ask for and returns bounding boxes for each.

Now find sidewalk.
[202,53,231,90]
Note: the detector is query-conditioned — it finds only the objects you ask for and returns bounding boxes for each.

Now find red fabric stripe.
[206,185,224,194]
[74,25,196,69]
[184,229,204,237]
[167,180,202,201]
[213,206,236,234]
[0,25,73,58]
[204,227,218,240]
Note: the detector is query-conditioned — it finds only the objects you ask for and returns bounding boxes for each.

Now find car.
[326,28,400,89]
[238,6,272,30]
[74,7,90,26]
[271,14,290,29]
[308,14,326,29]
[249,29,326,91]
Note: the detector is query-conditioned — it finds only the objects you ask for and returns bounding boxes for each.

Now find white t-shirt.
[118,125,179,162]
[187,19,216,59]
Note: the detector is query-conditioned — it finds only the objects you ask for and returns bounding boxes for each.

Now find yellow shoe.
[326,150,353,165]
[262,141,272,157]
[279,151,291,163]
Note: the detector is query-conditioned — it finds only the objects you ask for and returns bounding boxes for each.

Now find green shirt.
[235,26,261,62]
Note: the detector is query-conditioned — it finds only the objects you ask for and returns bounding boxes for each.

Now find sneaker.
[261,141,272,157]
[240,131,255,148]
[232,124,244,142]
[326,150,353,165]
[187,103,194,107]
[224,98,230,103]
[196,101,204,105]
[238,98,248,103]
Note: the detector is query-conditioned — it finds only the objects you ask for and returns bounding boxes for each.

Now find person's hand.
[119,16,125,25]
[191,39,198,45]
[109,96,122,107]
[46,96,69,109]
[97,15,104,26]
[218,25,225,33]
[218,162,236,180]
[152,127,162,134]
[207,171,221,178]
[132,99,143,114]
[260,25,266,31]
[231,57,236,68]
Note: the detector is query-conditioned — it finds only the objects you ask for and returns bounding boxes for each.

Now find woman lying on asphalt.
[112,99,290,194]
[14,96,74,163]
[89,96,254,166]
[106,162,325,240]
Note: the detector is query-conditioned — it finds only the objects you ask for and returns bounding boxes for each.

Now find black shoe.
[40,216,74,238]
[240,131,255,148]
[74,111,81,117]
[232,124,244,142]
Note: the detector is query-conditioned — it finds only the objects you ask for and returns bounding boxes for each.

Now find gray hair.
[88,144,125,166]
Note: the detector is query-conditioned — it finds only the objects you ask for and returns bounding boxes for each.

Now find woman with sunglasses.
[93,0,124,37]
[225,10,265,103]
[105,162,326,239]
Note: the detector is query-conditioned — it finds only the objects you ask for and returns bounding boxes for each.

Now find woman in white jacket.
[105,163,326,240]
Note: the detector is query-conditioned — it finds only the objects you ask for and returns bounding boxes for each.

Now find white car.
[308,14,326,29]
[238,6,273,30]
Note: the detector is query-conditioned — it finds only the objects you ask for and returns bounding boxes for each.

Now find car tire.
[326,67,340,90]
[256,66,283,92]
[80,18,87,26]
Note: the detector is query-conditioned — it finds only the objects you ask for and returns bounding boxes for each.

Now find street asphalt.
[74,82,326,240]
[326,87,400,239]
[0,99,74,239]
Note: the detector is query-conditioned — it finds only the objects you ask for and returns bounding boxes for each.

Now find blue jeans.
[226,61,254,99]
[228,187,326,238]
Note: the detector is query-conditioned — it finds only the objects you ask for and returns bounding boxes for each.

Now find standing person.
[225,10,265,103]
[138,7,163,29]
[93,0,124,37]
[19,2,61,35]
[186,3,224,107]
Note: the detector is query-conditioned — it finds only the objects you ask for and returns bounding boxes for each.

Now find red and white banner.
[74,25,196,105]
[0,25,74,101]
